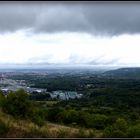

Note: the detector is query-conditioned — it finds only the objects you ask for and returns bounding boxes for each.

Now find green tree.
[30,107,48,126]
[2,89,31,118]
[103,118,128,138]
[47,107,64,122]
[57,109,78,124]
[77,111,91,127]
[89,114,109,129]
[113,118,127,132]
[0,92,6,108]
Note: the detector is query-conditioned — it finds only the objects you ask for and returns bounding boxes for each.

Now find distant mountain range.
[0,63,119,70]
[103,67,140,78]
[1,63,140,78]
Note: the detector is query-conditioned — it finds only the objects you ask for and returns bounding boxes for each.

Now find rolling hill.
[102,67,140,79]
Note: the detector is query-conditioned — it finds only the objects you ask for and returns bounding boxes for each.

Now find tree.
[89,114,109,129]
[113,118,127,132]
[0,92,6,108]
[30,107,46,126]
[57,109,78,124]
[103,118,128,138]
[77,111,91,127]
[2,89,31,118]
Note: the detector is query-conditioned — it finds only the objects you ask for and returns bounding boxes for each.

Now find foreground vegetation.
[0,88,140,138]
[2,70,140,138]
[0,90,101,138]
[0,110,101,138]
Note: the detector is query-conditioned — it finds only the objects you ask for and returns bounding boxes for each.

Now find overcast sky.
[0,2,140,67]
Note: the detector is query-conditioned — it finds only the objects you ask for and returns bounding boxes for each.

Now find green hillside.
[103,67,140,79]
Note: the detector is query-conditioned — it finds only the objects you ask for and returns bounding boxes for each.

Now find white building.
[50,91,82,100]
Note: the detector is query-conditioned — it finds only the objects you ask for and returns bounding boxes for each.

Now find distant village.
[0,74,83,100]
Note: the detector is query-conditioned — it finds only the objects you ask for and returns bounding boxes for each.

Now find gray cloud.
[0,2,140,35]
[87,57,120,65]
[27,54,121,66]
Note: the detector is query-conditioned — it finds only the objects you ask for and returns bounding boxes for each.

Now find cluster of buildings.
[50,90,83,100]
[0,74,83,100]
[1,87,83,100]
[0,86,46,94]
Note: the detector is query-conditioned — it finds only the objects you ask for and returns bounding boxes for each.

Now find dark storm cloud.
[0,4,35,32]
[0,2,140,35]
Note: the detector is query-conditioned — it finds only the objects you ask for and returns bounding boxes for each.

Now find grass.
[0,110,103,138]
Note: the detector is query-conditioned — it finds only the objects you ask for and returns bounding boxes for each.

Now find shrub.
[104,126,126,138]
[2,89,31,118]
[57,128,69,138]
[77,128,87,138]
[30,108,46,126]
[113,118,127,132]
[57,109,78,124]
[0,119,9,136]
[24,127,43,138]
[127,124,140,138]
[103,118,128,138]
[89,114,109,129]
[77,111,91,127]
[87,129,95,138]
[110,130,126,138]
[32,115,44,127]
[0,92,6,108]
[47,107,64,122]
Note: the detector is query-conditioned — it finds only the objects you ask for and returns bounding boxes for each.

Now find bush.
[89,114,109,129]
[24,126,47,138]
[47,107,64,122]
[113,118,127,132]
[103,127,126,138]
[77,111,91,127]
[87,129,95,138]
[57,109,78,124]
[110,130,126,138]
[2,89,31,118]
[0,92,6,108]
[103,118,128,138]
[104,126,127,138]
[31,108,45,126]
[57,128,69,138]
[77,128,87,138]
[127,124,140,138]
[0,119,9,136]
[32,116,44,127]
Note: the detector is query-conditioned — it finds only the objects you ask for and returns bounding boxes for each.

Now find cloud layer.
[0,2,140,67]
[0,31,140,66]
[0,2,140,35]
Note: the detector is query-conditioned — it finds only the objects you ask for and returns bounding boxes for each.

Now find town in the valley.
[0,73,83,100]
